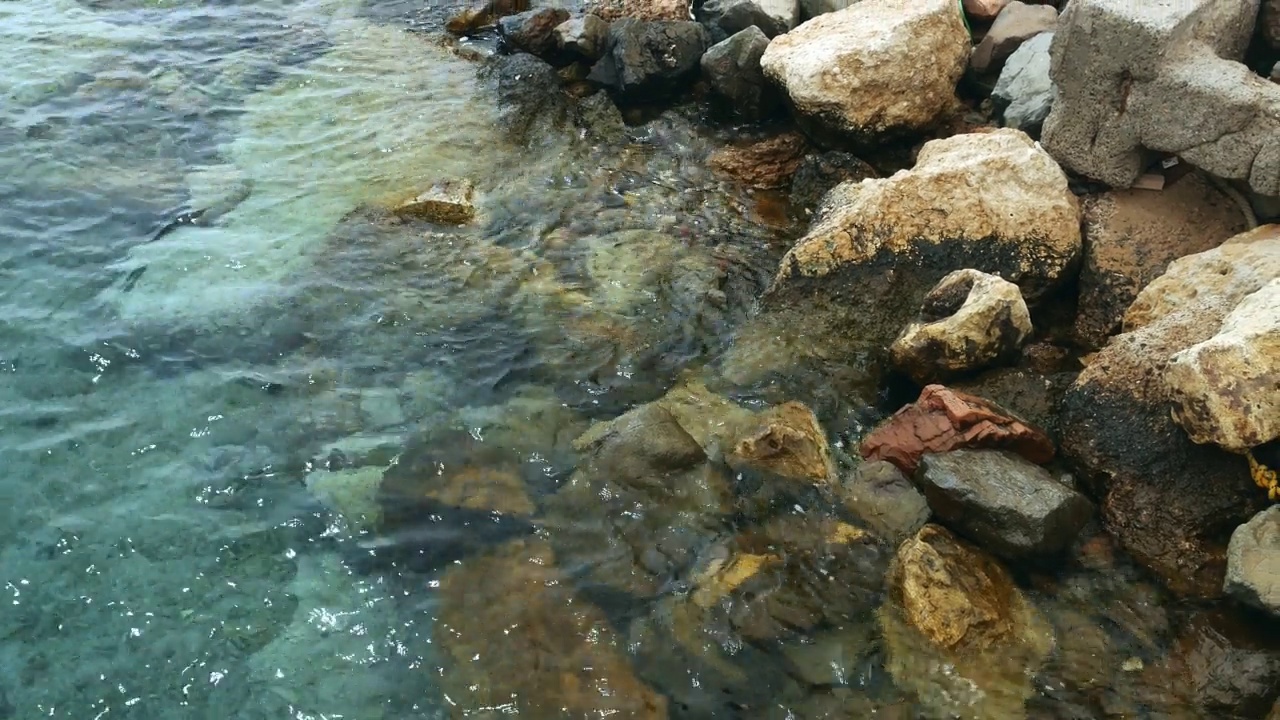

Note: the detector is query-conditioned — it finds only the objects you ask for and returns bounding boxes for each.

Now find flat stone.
[916,449,1093,559]
[1225,506,1280,615]
[392,179,476,224]
[970,1,1058,76]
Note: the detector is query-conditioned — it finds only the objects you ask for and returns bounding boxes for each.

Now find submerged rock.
[392,178,476,224]
[991,30,1055,136]
[916,449,1092,559]
[839,460,931,545]
[760,0,969,143]
[588,19,709,103]
[707,131,807,189]
[700,27,777,121]
[888,268,1032,385]
[786,150,877,216]
[1061,225,1278,598]
[436,540,669,718]
[1173,611,1280,718]
[480,52,572,143]
[1225,506,1280,617]
[1073,171,1248,349]
[729,399,835,484]
[860,384,1055,475]
[764,129,1081,345]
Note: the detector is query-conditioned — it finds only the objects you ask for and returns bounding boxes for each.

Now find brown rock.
[969,2,1057,76]
[707,132,808,190]
[730,400,835,483]
[392,179,476,224]
[860,384,1055,475]
[445,0,529,35]
[964,0,1010,22]
[586,0,690,21]
[1073,172,1249,349]
[1173,611,1280,718]
[436,540,669,718]
[498,7,572,57]
[379,428,536,523]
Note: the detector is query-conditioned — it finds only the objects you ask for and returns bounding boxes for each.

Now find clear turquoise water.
[0,1,780,715]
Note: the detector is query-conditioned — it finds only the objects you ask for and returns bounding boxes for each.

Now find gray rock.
[840,460,931,546]
[555,14,610,61]
[992,31,1055,137]
[1264,0,1280,51]
[499,8,572,58]
[969,1,1058,76]
[798,0,856,21]
[588,19,709,103]
[1176,611,1280,718]
[480,53,572,145]
[915,449,1092,559]
[1225,506,1280,616]
[697,0,796,42]
[700,27,776,120]
[1041,0,1279,196]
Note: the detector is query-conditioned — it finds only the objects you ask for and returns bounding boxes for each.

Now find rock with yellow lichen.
[762,129,1081,346]
[881,523,1054,718]
[434,539,668,719]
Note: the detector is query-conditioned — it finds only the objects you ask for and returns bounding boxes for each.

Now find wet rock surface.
[888,268,1032,384]
[480,51,572,143]
[839,460,931,546]
[392,178,476,224]
[707,131,807,190]
[916,449,1092,559]
[1225,506,1280,616]
[1173,611,1280,718]
[700,27,777,121]
[861,384,1055,475]
[588,19,709,103]
[786,150,878,217]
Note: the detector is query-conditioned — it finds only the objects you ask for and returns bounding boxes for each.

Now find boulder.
[1166,279,1280,452]
[1041,0,1280,196]
[969,1,1058,76]
[1225,506,1280,616]
[436,541,669,718]
[707,132,807,189]
[839,460,931,545]
[700,27,777,120]
[586,0,690,21]
[392,179,476,224]
[1073,171,1250,349]
[1173,611,1280,718]
[888,268,1033,384]
[991,30,1055,136]
[587,19,709,103]
[498,7,571,58]
[764,129,1081,345]
[555,14,610,61]
[480,52,572,144]
[787,150,878,216]
[1060,225,1279,598]
[860,384,1055,475]
[697,0,798,41]
[881,523,1055,718]
[916,449,1092,559]
[964,0,1009,23]
[573,90,628,143]
[759,0,970,143]
[1265,0,1280,50]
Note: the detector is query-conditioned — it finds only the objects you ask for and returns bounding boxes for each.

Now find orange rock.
[708,132,809,190]
[859,384,1054,474]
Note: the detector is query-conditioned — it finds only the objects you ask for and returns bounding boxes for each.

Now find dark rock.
[787,150,877,216]
[992,31,1055,137]
[969,1,1058,76]
[587,19,709,103]
[839,459,931,545]
[1175,611,1280,718]
[1263,0,1280,51]
[700,26,777,120]
[446,0,530,35]
[953,367,1077,446]
[916,449,1092,559]
[499,7,571,58]
[1225,506,1280,617]
[573,90,627,143]
[860,384,1056,476]
[697,0,794,43]
[480,52,572,144]
[555,14,610,61]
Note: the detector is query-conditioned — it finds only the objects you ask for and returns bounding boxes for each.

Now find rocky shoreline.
[330,0,1279,716]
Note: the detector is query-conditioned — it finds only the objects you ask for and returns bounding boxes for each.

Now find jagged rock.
[697,0,797,42]
[763,129,1081,346]
[1073,171,1249,349]
[889,268,1033,384]
[839,460,931,545]
[555,14,610,61]
[1225,506,1280,616]
[787,150,877,216]
[587,19,709,103]
[1173,611,1280,718]
[964,0,1009,22]
[586,0,690,21]
[1060,225,1279,598]
[707,132,807,189]
[1166,278,1280,452]
[480,52,572,144]
[759,0,969,143]
[436,540,668,718]
[992,30,1055,136]
[729,400,835,483]
[392,179,476,224]
[916,449,1092,559]
[860,384,1055,475]
[498,7,571,57]
[700,27,777,120]
[970,1,1058,76]
[881,523,1055,718]
[1041,0,1280,196]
